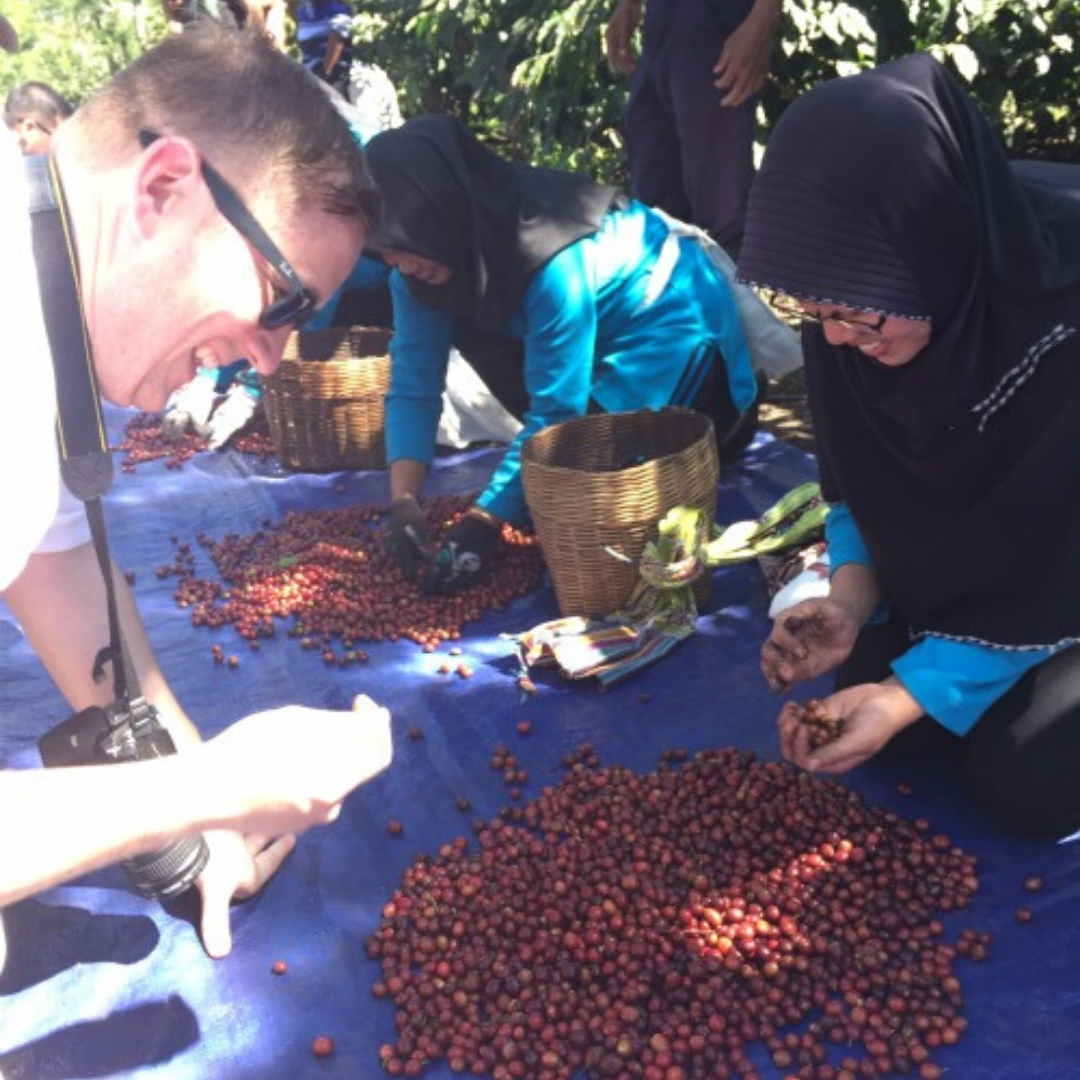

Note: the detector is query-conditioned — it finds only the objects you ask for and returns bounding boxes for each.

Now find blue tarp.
[1,406,1077,1079]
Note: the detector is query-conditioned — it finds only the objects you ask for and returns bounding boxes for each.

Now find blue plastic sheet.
[1,406,1077,1079]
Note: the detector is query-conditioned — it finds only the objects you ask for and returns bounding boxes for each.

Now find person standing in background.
[605,0,781,258]
[4,81,74,156]
[288,0,353,97]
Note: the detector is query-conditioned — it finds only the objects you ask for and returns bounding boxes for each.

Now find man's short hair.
[71,23,378,228]
[4,81,74,133]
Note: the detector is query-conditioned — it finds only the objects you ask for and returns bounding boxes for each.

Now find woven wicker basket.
[521,408,719,618]
[262,326,391,472]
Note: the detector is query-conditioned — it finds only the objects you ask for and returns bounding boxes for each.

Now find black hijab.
[364,115,622,331]
[737,54,1080,647]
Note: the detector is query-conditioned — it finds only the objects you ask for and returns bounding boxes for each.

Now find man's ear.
[130,136,209,240]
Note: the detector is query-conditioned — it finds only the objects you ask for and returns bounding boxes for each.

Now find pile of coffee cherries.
[162,494,545,659]
[115,411,276,472]
[367,748,983,1080]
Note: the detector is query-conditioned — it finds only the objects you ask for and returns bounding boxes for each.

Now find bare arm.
[1,751,221,907]
[605,0,643,76]
[3,543,198,745]
[0,697,392,907]
[0,545,392,943]
[322,30,346,79]
[821,561,882,627]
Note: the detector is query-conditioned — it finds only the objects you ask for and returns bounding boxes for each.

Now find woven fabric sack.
[262,326,391,472]
[521,408,719,617]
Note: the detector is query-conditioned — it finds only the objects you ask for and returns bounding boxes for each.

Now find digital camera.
[39,697,209,899]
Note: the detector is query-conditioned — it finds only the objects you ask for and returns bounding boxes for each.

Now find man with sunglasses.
[1,25,390,969]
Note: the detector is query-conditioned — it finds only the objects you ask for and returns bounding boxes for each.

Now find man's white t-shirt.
[0,134,91,591]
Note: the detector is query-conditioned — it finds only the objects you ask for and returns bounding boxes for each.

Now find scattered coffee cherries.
[156,494,544,664]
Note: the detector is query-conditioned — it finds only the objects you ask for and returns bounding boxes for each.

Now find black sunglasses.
[139,129,317,330]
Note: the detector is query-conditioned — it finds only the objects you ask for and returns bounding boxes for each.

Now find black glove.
[386,496,432,580]
[423,512,500,594]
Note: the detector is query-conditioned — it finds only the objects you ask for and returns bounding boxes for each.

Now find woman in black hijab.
[738,54,1080,838]
[365,115,776,593]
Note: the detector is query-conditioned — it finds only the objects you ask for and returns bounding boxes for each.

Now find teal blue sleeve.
[824,500,874,570]
[893,638,1056,736]
[384,271,453,467]
[476,243,598,523]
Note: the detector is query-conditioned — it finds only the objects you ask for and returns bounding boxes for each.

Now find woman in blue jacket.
[366,114,763,593]
[740,55,1080,839]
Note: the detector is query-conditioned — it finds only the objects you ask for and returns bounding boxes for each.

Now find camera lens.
[122,834,210,899]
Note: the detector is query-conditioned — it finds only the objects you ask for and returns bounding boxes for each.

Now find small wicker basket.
[521,408,719,618]
[262,326,391,472]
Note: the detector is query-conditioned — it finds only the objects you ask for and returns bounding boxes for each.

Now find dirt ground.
[760,366,815,454]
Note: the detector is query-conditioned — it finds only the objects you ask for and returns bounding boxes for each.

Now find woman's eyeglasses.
[767,291,888,341]
[139,129,317,330]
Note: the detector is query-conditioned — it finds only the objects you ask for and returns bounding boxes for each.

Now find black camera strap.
[26,153,140,705]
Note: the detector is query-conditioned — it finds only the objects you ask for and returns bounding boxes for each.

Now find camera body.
[39,697,209,899]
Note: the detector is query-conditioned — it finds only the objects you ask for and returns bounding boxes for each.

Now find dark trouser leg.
[964,644,1080,839]
[630,0,756,254]
[667,54,756,255]
[626,67,693,224]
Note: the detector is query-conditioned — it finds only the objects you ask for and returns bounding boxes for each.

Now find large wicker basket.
[262,326,391,472]
[521,408,719,618]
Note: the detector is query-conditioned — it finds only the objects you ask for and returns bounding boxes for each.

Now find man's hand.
[424,512,500,594]
[196,829,296,958]
[205,695,393,834]
[761,597,859,693]
[713,0,780,107]
[387,495,432,579]
[605,0,643,77]
[778,682,924,775]
[193,694,392,957]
